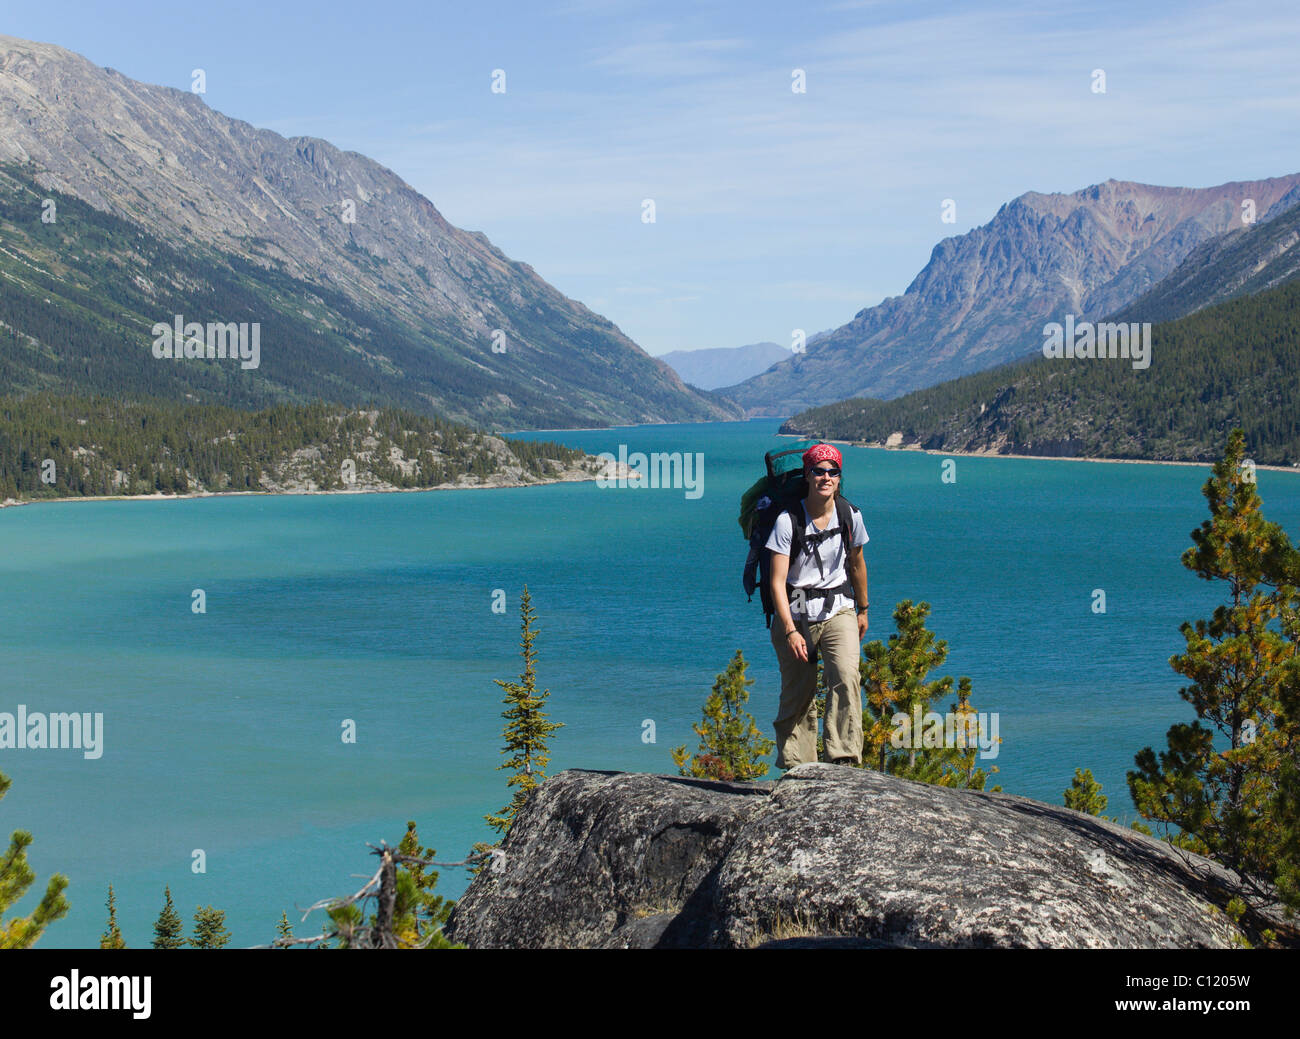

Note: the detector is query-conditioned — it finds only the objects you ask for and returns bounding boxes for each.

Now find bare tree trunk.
[373,847,398,949]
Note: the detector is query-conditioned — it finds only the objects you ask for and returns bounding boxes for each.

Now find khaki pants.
[770,605,862,768]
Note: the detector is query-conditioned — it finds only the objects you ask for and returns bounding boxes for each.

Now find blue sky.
[7,0,1299,356]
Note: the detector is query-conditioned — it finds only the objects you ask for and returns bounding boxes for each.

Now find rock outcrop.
[446,765,1289,948]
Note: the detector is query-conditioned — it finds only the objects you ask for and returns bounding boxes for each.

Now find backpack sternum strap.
[788,496,858,579]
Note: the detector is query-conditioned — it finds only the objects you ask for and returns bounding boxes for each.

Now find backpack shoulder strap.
[835,495,858,559]
[785,500,806,560]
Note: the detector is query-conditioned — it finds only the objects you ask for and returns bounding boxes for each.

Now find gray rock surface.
[446,765,1286,948]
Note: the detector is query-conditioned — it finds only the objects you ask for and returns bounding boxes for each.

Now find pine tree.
[99,884,126,949]
[275,912,293,948]
[1275,760,1300,914]
[859,604,999,789]
[671,650,774,781]
[1065,768,1108,816]
[151,886,185,949]
[324,901,365,949]
[1064,767,1153,832]
[484,586,564,836]
[191,905,231,949]
[0,769,70,948]
[316,834,463,949]
[391,821,456,949]
[1128,428,1300,906]
[860,600,953,773]
[911,677,999,790]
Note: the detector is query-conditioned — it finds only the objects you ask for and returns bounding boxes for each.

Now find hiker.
[766,443,869,768]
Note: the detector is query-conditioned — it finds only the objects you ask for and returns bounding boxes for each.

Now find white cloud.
[586,31,750,78]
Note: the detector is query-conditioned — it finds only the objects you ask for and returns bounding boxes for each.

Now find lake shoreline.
[0,469,616,511]
[781,434,1300,474]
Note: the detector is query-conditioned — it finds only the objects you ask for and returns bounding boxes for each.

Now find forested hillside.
[0,33,736,429]
[0,160,734,429]
[0,396,594,502]
[720,175,1300,412]
[782,278,1300,466]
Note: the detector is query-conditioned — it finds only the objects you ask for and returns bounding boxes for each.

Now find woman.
[765,443,869,768]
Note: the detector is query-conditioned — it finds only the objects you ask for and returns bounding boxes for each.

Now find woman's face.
[807,463,841,488]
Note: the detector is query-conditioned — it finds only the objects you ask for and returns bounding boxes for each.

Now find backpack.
[740,444,860,629]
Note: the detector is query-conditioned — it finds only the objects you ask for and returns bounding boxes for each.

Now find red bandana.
[803,443,842,469]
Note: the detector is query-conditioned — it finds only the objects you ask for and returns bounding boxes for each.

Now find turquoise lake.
[2,417,1298,948]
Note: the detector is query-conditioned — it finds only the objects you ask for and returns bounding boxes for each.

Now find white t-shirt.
[766,500,868,623]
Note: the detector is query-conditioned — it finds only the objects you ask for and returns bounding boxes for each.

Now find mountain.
[719,175,1300,415]
[0,35,737,428]
[1107,184,1300,326]
[657,341,790,390]
[781,273,1300,466]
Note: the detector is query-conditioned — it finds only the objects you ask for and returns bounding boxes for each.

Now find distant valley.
[657,341,791,391]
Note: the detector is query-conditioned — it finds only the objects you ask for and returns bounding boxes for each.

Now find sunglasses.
[810,466,841,478]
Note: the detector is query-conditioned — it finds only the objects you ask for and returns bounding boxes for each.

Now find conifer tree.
[1064,768,1108,816]
[859,604,998,789]
[324,901,365,949]
[1063,767,1152,832]
[151,886,185,949]
[99,884,126,949]
[313,834,463,949]
[1274,761,1300,914]
[275,911,293,948]
[484,586,563,836]
[910,677,1000,790]
[0,769,69,948]
[860,600,953,772]
[1128,428,1300,905]
[191,905,231,949]
[672,650,774,781]
[391,821,456,948]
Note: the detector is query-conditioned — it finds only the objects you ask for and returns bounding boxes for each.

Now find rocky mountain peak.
[720,171,1300,412]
